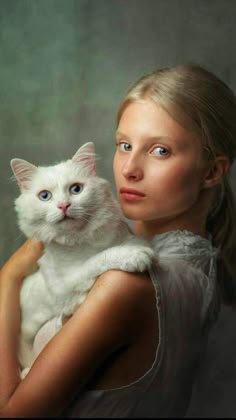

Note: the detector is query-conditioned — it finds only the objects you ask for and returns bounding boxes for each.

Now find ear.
[10,158,37,191]
[71,142,96,176]
[203,155,230,189]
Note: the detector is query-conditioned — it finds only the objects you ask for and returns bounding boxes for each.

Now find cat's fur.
[10,142,155,375]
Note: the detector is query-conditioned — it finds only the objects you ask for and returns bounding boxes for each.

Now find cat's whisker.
[14,232,25,244]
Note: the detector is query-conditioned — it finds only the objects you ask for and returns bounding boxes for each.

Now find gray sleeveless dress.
[34,230,220,418]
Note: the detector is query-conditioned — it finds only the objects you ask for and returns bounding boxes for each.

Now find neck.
[134,219,207,238]
[134,208,209,239]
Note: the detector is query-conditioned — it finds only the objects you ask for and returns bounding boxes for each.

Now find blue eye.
[38,190,52,201]
[118,142,132,152]
[69,183,83,194]
[152,147,169,157]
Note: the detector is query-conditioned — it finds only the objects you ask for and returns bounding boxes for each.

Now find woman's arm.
[0,240,44,408]
[0,240,147,417]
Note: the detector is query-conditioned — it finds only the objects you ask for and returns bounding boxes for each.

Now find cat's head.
[10,142,113,246]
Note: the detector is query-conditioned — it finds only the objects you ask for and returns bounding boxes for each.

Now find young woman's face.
[113,100,209,226]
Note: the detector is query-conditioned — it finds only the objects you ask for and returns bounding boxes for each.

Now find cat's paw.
[112,245,155,273]
[126,246,155,272]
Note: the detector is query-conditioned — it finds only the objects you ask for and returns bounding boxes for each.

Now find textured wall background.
[1,0,236,416]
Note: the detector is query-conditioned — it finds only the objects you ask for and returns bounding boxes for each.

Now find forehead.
[117,100,198,148]
[31,161,87,189]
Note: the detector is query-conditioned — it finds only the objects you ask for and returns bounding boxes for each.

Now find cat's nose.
[57,203,71,214]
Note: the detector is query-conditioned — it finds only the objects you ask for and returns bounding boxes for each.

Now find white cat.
[10,142,155,376]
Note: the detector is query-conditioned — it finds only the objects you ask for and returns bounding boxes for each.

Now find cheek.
[43,203,57,223]
[113,154,121,184]
[150,164,203,205]
[25,195,48,218]
[171,169,200,192]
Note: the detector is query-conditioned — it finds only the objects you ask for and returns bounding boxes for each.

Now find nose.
[122,155,143,181]
[57,202,71,214]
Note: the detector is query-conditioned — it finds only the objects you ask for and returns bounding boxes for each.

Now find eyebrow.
[115,131,174,143]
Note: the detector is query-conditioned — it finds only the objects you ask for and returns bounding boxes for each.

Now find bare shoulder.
[89,269,154,305]
[84,269,156,335]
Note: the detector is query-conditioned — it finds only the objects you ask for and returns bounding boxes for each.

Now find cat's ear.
[71,142,96,176]
[10,158,37,191]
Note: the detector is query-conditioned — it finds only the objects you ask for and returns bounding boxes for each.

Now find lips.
[120,187,145,196]
[119,187,146,202]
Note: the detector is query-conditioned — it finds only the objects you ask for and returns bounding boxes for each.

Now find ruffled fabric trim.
[151,229,218,259]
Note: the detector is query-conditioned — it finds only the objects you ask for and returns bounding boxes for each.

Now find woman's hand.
[0,239,44,283]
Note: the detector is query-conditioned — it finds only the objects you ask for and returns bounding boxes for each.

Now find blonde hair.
[118,63,236,304]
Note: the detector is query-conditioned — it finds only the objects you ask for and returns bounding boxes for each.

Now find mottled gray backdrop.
[1,0,236,417]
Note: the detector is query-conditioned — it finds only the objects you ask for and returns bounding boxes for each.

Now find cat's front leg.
[20,269,59,341]
[18,335,35,375]
[60,244,156,317]
[73,243,155,293]
[97,243,155,273]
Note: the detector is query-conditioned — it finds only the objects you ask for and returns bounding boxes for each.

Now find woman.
[0,63,236,417]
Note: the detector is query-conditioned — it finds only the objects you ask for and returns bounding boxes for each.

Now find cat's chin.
[51,236,79,247]
[57,215,75,223]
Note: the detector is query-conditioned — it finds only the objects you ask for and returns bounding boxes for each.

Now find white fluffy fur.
[10,142,154,376]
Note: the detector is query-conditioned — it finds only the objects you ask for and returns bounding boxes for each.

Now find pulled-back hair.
[117,63,236,305]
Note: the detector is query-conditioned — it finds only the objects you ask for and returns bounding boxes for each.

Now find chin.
[120,206,145,221]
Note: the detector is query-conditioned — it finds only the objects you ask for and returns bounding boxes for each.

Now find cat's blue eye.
[151,146,169,157]
[38,190,52,201]
[69,183,83,195]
